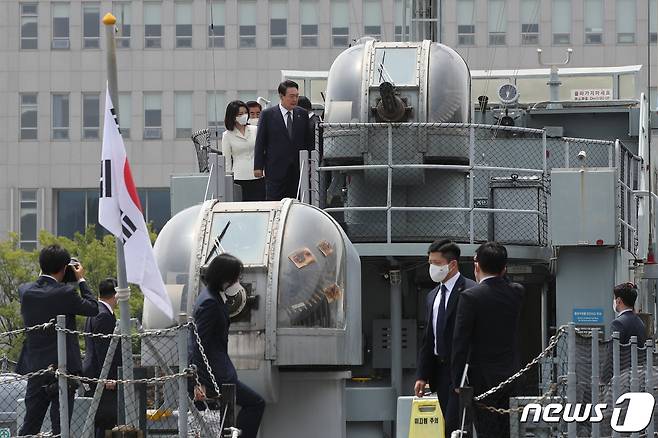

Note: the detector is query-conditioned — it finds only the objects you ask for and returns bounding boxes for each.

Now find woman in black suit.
[189,254,265,438]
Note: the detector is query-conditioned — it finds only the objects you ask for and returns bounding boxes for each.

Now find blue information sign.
[573,308,604,324]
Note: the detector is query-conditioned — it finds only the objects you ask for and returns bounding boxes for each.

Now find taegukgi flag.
[99,84,174,320]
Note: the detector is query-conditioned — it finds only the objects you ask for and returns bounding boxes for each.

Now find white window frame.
[520,0,539,45]
[331,0,349,47]
[175,2,193,48]
[270,1,288,48]
[239,1,257,48]
[19,189,39,250]
[20,93,38,140]
[175,92,193,139]
[82,93,100,140]
[20,3,38,50]
[52,3,70,50]
[143,93,162,140]
[82,3,101,49]
[208,1,225,48]
[144,2,162,49]
[113,1,131,48]
[584,0,603,44]
[300,0,319,47]
[52,93,70,140]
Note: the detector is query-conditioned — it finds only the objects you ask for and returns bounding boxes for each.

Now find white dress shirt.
[279,104,294,128]
[99,299,114,315]
[222,125,259,181]
[432,272,461,355]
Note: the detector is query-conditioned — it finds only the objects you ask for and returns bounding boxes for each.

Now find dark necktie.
[286,111,293,138]
[435,285,448,357]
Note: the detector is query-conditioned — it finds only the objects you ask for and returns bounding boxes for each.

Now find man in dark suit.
[254,80,313,201]
[82,278,121,438]
[451,241,524,438]
[17,245,98,436]
[611,282,646,345]
[414,240,476,436]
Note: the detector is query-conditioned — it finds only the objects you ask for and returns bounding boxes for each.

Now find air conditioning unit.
[143,127,162,139]
[52,38,70,49]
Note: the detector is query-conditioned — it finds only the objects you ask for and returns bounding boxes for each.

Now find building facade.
[0,0,656,247]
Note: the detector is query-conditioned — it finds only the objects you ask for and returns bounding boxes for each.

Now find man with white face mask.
[414,240,476,436]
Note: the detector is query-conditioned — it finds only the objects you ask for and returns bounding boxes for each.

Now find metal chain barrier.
[53,322,192,340]
[476,382,562,415]
[474,325,568,402]
[55,368,193,386]
[0,320,55,339]
[189,320,221,397]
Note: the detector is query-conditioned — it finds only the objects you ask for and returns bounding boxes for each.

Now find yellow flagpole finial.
[102,13,117,26]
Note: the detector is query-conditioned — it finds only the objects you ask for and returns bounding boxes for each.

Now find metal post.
[310,150,320,207]
[541,131,547,173]
[567,323,577,438]
[469,126,475,243]
[402,0,407,41]
[82,322,121,438]
[612,331,620,438]
[298,150,310,203]
[645,339,655,437]
[565,141,570,167]
[630,336,639,438]
[57,315,70,438]
[386,124,393,244]
[389,268,402,397]
[540,283,548,350]
[103,13,138,426]
[591,328,600,438]
[178,314,189,437]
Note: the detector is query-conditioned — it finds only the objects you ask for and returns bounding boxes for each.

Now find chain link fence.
[0,318,236,438]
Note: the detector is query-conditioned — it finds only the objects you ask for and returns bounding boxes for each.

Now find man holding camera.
[17,244,99,436]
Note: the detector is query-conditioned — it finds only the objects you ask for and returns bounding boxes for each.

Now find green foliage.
[0,226,155,360]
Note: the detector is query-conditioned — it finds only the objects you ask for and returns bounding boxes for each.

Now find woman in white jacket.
[222,100,265,201]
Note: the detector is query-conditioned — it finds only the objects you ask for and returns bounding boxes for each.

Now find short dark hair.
[474,241,507,275]
[298,96,312,111]
[99,278,118,298]
[224,100,248,132]
[203,253,243,293]
[427,239,461,262]
[614,283,638,308]
[278,80,299,97]
[39,245,71,275]
[246,100,262,111]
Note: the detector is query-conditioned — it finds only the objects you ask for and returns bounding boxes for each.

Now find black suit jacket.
[451,276,524,392]
[611,310,646,345]
[417,274,477,386]
[17,276,98,374]
[82,302,121,379]
[189,288,237,391]
[254,105,312,181]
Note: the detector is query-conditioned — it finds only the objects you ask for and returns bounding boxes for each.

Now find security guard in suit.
[82,278,121,438]
[611,283,646,345]
[17,244,98,436]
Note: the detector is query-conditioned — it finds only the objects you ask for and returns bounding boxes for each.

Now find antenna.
[537,48,573,109]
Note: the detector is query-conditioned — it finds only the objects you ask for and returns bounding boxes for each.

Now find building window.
[520,0,539,45]
[144,93,162,139]
[175,2,193,48]
[144,2,162,48]
[118,93,131,138]
[585,0,603,44]
[239,1,257,48]
[301,0,318,47]
[20,3,38,50]
[270,1,288,47]
[552,0,571,44]
[82,93,100,139]
[20,93,38,140]
[394,0,411,41]
[113,2,131,48]
[82,3,100,48]
[207,91,226,137]
[52,93,69,140]
[52,3,70,49]
[238,91,257,103]
[363,0,382,39]
[208,1,225,48]
[456,0,475,45]
[57,190,97,238]
[488,0,506,45]
[616,0,636,43]
[137,188,171,233]
[332,0,349,47]
[19,190,38,250]
[175,92,193,139]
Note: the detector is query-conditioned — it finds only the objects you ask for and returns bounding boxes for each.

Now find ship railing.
[310,122,639,247]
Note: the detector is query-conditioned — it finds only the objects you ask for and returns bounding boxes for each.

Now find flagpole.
[102,12,138,427]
